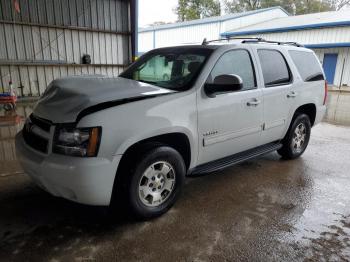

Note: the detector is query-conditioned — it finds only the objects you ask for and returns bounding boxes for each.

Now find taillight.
[323,80,328,105]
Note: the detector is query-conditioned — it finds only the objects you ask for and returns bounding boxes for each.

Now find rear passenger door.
[255,48,296,145]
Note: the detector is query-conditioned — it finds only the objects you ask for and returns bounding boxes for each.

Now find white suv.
[16,39,327,219]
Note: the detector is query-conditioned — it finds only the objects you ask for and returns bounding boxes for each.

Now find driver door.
[197,49,263,165]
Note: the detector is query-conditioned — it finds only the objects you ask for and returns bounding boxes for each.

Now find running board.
[188,142,282,176]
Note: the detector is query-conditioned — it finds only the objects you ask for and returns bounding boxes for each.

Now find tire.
[277,114,311,160]
[124,146,185,219]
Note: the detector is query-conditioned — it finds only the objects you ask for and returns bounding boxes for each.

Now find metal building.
[138,6,288,54]
[221,10,350,87]
[0,0,137,97]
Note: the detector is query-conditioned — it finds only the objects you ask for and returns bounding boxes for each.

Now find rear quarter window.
[288,50,324,82]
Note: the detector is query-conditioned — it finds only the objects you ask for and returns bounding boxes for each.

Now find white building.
[138,7,288,53]
[138,7,350,87]
[221,10,350,86]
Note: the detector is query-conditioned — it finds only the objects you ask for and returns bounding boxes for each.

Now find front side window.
[289,50,324,82]
[258,49,292,87]
[120,48,213,91]
[208,49,256,91]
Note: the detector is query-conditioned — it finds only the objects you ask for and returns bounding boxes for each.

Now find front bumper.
[15,131,121,206]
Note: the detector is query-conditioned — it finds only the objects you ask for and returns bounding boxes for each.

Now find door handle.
[247,98,261,106]
[287,91,298,98]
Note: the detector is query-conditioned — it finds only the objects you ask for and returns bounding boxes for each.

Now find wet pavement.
[0,92,350,261]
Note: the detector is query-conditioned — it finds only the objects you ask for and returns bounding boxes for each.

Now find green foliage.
[222,0,346,15]
[175,0,221,21]
[294,0,334,14]
[174,0,350,22]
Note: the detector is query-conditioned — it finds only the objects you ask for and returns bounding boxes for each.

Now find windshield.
[120,47,214,91]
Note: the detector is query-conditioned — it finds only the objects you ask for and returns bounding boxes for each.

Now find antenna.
[201,38,208,45]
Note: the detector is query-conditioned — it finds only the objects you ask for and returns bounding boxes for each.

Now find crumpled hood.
[33,75,174,123]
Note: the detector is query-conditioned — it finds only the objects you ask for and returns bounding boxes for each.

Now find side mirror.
[204,74,243,97]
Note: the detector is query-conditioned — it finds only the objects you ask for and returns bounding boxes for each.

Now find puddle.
[0,103,33,176]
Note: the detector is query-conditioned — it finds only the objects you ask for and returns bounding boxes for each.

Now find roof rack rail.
[241,39,304,47]
[201,37,303,47]
[201,37,264,45]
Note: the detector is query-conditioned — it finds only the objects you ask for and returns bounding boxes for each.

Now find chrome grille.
[22,115,51,154]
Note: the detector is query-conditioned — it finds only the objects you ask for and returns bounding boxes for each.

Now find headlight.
[53,127,101,157]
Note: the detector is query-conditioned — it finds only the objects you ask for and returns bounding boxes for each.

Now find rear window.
[289,50,324,82]
[258,49,292,87]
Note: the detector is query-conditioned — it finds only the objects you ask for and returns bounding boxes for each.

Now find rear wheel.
[124,146,185,219]
[277,114,311,159]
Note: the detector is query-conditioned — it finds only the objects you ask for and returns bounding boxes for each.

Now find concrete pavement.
[0,93,350,261]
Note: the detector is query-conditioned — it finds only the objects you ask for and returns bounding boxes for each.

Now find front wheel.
[126,146,185,219]
[277,114,311,159]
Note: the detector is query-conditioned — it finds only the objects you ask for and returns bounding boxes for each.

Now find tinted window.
[258,49,291,86]
[289,50,324,82]
[209,49,256,91]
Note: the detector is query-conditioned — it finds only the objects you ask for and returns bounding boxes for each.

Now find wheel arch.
[293,103,316,126]
[110,132,190,214]
[117,132,192,175]
[282,103,316,141]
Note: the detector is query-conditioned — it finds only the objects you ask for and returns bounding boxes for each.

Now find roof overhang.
[305,42,350,49]
[221,21,350,37]
[139,7,289,33]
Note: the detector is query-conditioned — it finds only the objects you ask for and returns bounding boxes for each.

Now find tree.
[222,0,349,15]
[261,0,295,14]
[329,0,350,10]
[223,0,296,14]
[223,0,260,12]
[175,0,221,22]
[294,0,334,14]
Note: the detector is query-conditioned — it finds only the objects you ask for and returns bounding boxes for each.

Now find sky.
[138,0,178,27]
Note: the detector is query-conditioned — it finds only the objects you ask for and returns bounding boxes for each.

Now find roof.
[221,9,350,37]
[137,41,312,57]
[137,44,220,56]
[149,45,220,51]
[139,6,289,33]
